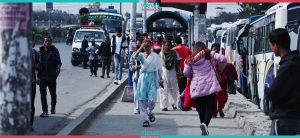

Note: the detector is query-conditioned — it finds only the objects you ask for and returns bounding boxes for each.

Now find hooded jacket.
[268,50,300,119]
[183,51,226,98]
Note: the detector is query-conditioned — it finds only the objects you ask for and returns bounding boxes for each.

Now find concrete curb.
[57,78,128,135]
[224,92,271,135]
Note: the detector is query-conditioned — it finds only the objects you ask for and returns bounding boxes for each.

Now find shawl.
[161,50,177,70]
[139,52,163,88]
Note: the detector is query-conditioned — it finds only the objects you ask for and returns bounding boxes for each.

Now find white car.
[71,28,105,66]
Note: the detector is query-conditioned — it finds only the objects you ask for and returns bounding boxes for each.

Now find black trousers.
[270,118,300,135]
[178,68,187,94]
[102,56,111,76]
[89,59,99,76]
[31,83,36,126]
[82,52,88,68]
[195,94,216,126]
[39,79,56,112]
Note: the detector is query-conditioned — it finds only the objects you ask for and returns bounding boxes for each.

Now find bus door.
[249,35,259,107]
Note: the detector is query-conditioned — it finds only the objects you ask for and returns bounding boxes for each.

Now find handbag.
[183,79,196,110]
[121,86,134,102]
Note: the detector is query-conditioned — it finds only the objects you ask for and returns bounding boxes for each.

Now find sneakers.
[100,76,104,78]
[114,80,121,85]
[40,112,49,117]
[142,121,150,127]
[171,104,177,110]
[219,110,225,118]
[133,110,140,114]
[161,108,168,111]
[200,123,209,135]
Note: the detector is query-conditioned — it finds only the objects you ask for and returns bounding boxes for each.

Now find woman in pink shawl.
[183,42,226,135]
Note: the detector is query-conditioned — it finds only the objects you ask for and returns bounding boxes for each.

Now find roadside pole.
[193,4,207,44]
[0,3,32,134]
[130,2,137,52]
[143,0,147,33]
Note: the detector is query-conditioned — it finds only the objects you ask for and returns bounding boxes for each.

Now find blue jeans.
[128,53,133,86]
[114,53,124,81]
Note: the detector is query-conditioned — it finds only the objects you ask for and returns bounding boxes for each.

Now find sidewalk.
[225,93,271,135]
[78,91,245,136]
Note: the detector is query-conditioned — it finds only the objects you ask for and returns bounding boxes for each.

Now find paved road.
[79,92,245,136]
[32,43,121,135]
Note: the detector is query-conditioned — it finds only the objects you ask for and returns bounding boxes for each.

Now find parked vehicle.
[235,3,300,113]
[71,27,104,66]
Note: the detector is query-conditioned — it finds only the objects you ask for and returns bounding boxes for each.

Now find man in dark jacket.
[99,36,111,78]
[81,35,89,69]
[38,36,62,117]
[267,28,300,135]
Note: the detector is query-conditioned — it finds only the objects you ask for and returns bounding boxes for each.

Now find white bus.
[236,3,300,113]
[89,12,123,38]
[223,19,248,95]
[207,23,231,49]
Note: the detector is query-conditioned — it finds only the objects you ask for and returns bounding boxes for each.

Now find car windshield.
[74,31,103,42]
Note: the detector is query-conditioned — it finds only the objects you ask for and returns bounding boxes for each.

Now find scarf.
[162,50,177,70]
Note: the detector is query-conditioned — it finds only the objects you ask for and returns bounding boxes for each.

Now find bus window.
[222,36,226,43]
[297,25,300,52]
[237,37,248,55]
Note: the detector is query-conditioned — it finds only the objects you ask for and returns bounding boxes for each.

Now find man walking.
[211,43,229,118]
[99,36,112,78]
[112,27,128,85]
[267,28,300,135]
[81,35,89,69]
[38,36,62,117]
[172,37,192,94]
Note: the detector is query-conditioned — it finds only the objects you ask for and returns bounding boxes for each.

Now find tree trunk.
[0,3,32,135]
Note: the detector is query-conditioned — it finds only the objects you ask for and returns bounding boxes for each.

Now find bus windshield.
[89,14,123,33]
[103,20,122,33]
[74,31,104,42]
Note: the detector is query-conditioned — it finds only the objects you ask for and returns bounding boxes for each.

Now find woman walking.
[134,40,163,127]
[159,41,182,111]
[183,42,226,135]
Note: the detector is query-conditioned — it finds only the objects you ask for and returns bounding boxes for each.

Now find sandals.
[142,121,150,127]
[149,113,155,122]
